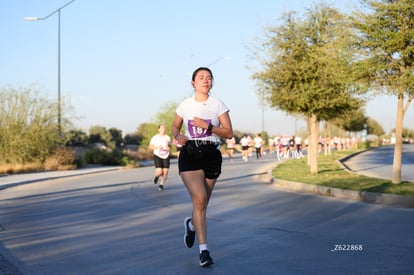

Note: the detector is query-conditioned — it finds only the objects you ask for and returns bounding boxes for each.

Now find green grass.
[272,150,414,196]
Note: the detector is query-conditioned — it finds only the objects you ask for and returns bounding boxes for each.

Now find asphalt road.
[0,153,413,275]
[342,144,414,182]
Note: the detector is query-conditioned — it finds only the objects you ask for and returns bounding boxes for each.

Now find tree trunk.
[308,114,319,174]
[307,117,311,166]
[392,93,404,184]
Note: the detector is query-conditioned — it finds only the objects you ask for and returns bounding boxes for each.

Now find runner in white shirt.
[149,124,171,191]
[240,134,251,161]
[172,67,233,267]
[225,137,236,161]
[253,133,264,159]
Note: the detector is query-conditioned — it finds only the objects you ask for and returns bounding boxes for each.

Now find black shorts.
[153,155,170,169]
[178,141,222,179]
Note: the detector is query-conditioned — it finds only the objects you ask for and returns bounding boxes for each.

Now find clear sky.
[1,0,412,136]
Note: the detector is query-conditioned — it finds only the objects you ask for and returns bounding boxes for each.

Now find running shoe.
[199,250,214,267]
[153,176,159,184]
[184,217,195,248]
[158,185,164,191]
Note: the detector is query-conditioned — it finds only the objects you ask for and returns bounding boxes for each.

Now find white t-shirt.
[226,137,236,149]
[294,136,302,145]
[150,134,171,159]
[176,95,229,144]
[254,137,263,148]
[240,136,251,147]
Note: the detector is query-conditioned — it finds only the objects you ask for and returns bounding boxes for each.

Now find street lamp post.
[24,0,75,136]
[207,56,232,67]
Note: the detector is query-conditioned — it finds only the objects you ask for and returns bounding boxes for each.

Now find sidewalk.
[0,166,121,190]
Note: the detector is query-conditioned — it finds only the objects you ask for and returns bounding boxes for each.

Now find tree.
[366,117,384,136]
[153,101,179,137]
[252,3,366,174]
[0,86,62,164]
[124,133,141,145]
[66,129,88,146]
[135,123,158,146]
[334,108,367,133]
[134,101,179,148]
[108,127,123,148]
[353,0,414,183]
[88,125,114,149]
[390,127,414,141]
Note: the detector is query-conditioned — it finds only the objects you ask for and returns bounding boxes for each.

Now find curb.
[255,159,414,209]
[0,167,121,191]
[253,162,277,184]
[272,178,414,208]
[336,148,369,172]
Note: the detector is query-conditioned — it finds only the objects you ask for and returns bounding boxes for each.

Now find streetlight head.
[24,17,40,21]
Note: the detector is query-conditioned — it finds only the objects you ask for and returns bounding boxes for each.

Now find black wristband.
[207,123,213,132]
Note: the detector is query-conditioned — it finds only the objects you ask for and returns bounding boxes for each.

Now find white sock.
[189,220,195,231]
[199,244,208,253]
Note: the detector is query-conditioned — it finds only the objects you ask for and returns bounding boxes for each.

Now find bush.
[44,148,76,170]
[0,87,64,164]
[123,146,153,161]
[82,148,135,166]
[137,146,153,161]
[0,147,76,174]
[0,162,41,175]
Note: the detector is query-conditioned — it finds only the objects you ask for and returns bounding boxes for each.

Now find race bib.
[159,148,169,156]
[188,119,212,138]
